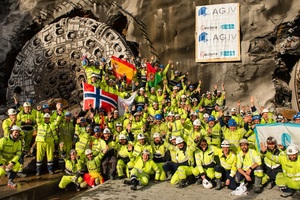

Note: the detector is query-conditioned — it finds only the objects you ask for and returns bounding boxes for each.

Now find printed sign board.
[195,3,240,62]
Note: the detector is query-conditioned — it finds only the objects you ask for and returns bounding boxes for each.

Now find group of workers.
[0,55,300,198]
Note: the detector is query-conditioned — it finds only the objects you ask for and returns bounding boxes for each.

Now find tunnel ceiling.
[6,17,134,106]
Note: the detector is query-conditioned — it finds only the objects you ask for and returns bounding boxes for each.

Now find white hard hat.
[168,112,175,117]
[23,102,31,107]
[175,114,181,117]
[181,95,186,99]
[137,133,145,140]
[203,113,209,118]
[262,109,269,113]
[176,137,184,145]
[85,149,93,156]
[203,179,213,189]
[239,138,249,145]
[193,119,201,126]
[11,125,21,131]
[286,145,299,155]
[153,133,161,138]
[231,107,236,112]
[221,140,231,148]
[116,122,122,127]
[173,86,178,90]
[119,134,127,140]
[142,149,150,155]
[44,113,51,118]
[169,136,177,141]
[103,128,111,134]
[7,108,17,115]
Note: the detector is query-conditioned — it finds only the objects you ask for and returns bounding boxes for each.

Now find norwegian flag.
[83,82,118,112]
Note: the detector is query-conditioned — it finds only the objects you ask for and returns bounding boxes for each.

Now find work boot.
[254,176,262,193]
[215,178,222,190]
[280,187,294,198]
[123,180,132,185]
[266,181,274,189]
[165,171,172,181]
[74,182,81,192]
[109,174,114,180]
[130,178,139,191]
[177,179,188,188]
[17,172,27,178]
[95,178,100,185]
[195,177,202,185]
[7,180,17,189]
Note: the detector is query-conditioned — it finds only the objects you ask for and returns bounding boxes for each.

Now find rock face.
[0,0,300,112]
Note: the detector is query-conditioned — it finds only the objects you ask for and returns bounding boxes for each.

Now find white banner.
[195,3,240,62]
[118,91,137,116]
[254,123,300,151]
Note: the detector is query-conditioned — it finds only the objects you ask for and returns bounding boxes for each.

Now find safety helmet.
[94,61,100,66]
[203,113,209,118]
[139,87,145,91]
[192,98,198,102]
[189,85,194,88]
[175,114,181,118]
[23,102,31,107]
[159,64,164,68]
[174,70,179,74]
[173,86,178,90]
[157,88,162,92]
[239,138,249,145]
[116,122,122,127]
[134,112,140,117]
[94,126,101,133]
[262,109,269,114]
[142,149,150,155]
[286,145,299,155]
[231,107,237,112]
[294,112,300,119]
[65,111,72,117]
[153,102,158,106]
[181,95,187,99]
[11,125,21,131]
[221,140,231,148]
[7,108,17,115]
[98,108,105,112]
[70,149,77,155]
[169,136,177,141]
[266,136,277,145]
[176,137,184,145]
[168,112,175,117]
[44,113,51,118]
[190,112,197,116]
[42,104,50,109]
[224,111,231,117]
[252,115,261,121]
[137,133,145,140]
[202,179,213,189]
[193,119,201,126]
[103,128,111,134]
[79,117,86,123]
[154,114,162,120]
[114,110,119,114]
[208,116,215,122]
[85,149,93,156]
[137,106,143,112]
[153,133,161,138]
[176,83,181,87]
[119,134,127,140]
[101,57,106,62]
[228,119,237,127]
